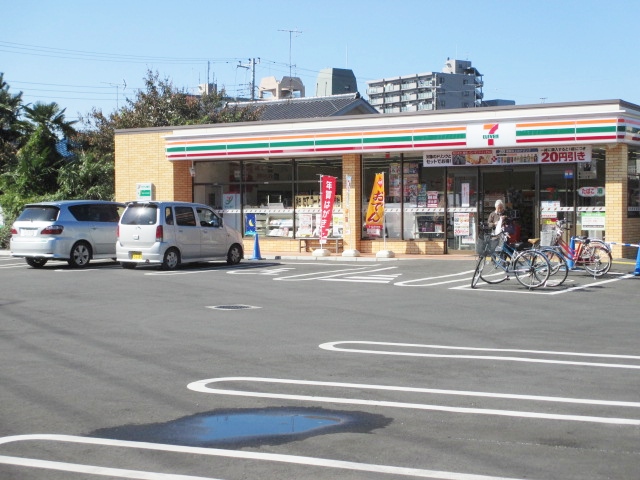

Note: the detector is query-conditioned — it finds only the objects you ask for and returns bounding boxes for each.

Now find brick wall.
[115,131,192,203]
[606,144,640,258]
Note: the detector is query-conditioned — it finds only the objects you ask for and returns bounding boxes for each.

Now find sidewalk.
[3,248,635,264]
[0,248,473,262]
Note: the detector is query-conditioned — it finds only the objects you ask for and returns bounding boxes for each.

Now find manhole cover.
[207,305,261,310]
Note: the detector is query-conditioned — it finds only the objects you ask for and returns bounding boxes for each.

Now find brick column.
[342,154,362,253]
[605,144,627,258]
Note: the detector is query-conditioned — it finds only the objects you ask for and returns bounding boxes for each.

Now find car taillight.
[116,225,120,239]
[40,225,64,235]
[10,226,18,235]
[155,225,163,242]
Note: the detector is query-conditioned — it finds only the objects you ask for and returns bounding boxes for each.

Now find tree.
[23,101,77,146]
[57,150,114,200]
[79,69,262,159]
[0,73,25,172]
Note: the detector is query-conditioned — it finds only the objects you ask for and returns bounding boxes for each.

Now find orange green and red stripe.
[166,126,467,160]
[515,119,618,144]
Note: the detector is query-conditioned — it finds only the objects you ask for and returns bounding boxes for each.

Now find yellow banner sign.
[365,173,385,237]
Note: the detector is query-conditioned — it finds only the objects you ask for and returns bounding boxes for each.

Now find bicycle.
[471,224,551,289]
[537,219,612,278]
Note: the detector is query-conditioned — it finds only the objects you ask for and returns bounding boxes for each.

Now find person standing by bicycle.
[488,199,508,234]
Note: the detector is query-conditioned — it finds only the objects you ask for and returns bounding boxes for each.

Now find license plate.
[131,252,143,260]
[21,229,37,237]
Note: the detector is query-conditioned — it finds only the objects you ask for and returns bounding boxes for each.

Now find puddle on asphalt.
[89,406,392,448]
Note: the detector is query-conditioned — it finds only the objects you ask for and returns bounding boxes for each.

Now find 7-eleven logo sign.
[483,123,499,146]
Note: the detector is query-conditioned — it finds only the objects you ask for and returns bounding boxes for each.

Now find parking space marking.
[322,273,402,284]
[228,267,296,275]
[319,341,640,369]
[0,434,531,480]
[395,270,475,287]
[187,377,640,425]
[452,272,632,294]
[275,265,399,282]
[0,263,28,269]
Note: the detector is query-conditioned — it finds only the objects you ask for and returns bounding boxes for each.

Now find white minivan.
[116,201,244,270]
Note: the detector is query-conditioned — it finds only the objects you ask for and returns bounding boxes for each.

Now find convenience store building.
[114,99,640,259]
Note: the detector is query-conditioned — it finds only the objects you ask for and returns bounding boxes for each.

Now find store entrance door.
[481,168,538,242]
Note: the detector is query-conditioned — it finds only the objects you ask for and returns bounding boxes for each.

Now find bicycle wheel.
[479,252,510,284]
[471,256,485,288]
[581,243,612,276]
[513,250,550,289]
[540,247,568,287]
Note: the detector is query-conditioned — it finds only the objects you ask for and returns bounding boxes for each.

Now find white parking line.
[319,341,640,369]
[0,434,534,480]
[187,377,640,425]
[454,273,633,294]
[395,270,475,287]
[275,266,398,282]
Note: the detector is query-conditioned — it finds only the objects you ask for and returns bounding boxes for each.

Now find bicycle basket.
[476,234,499,255]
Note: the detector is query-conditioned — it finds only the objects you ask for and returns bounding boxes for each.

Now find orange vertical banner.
[365,173,385,237]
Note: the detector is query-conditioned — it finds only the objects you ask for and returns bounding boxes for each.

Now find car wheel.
[161,248,180,270]
[68,241,91,268]
[26,257,48,268]
[226,244,243,265]
[120,262,137,269]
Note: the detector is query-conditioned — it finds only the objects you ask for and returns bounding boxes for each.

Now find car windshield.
[120,205,158,225]
[17,206,59,222]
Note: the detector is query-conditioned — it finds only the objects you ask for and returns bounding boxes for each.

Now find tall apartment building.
[366,58,484,113]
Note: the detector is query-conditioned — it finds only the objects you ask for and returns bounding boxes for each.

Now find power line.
[0,40,243,65]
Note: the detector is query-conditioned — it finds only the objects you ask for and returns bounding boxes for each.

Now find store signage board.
[136,182,153,201]
[578,186,605,197]
[581,211,605,230]
[423,146,591,167]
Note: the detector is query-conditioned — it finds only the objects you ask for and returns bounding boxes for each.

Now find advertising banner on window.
[244,214,256,236]
[581,211,605,230]
[454,213,470,236]
[365,173,385,237]
[423,146,591,167]
[319,175,337,244]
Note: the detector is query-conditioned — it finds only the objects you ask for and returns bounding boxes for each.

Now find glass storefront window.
[445,168,477,251]
[577,148,606,238]
[294,158,342,238]
[362,154,399,239]
[412,160,446,242]
[194,158,342,238]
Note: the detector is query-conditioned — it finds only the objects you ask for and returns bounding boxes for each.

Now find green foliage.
[0,72,25,172]
[0,68,264,250]
[57,151,114,199]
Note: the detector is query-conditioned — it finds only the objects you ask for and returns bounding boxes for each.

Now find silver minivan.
[116,201,244,270]
[10,200,125,268]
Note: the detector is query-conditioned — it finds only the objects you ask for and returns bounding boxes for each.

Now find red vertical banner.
[319,175,337,244]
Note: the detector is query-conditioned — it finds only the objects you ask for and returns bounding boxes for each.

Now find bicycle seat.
[527,237,540,245]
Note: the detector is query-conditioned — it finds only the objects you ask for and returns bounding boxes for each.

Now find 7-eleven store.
[115,99,640,259]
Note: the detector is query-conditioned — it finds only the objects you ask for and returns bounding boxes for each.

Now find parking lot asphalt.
[1,248,637,266]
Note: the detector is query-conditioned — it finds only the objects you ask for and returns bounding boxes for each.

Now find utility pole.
[237,58,260,100]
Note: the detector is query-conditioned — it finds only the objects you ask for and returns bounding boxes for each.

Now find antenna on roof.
[278,28,302,80]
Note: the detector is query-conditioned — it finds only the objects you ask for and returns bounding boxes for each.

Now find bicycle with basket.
[534,219,612,283]
[471,222,551,290]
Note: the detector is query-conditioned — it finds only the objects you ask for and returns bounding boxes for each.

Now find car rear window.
[68,204,121,222]
[17,206,59,222]
[120,205,159,225]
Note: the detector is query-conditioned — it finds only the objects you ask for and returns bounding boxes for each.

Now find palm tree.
[23,101,77,140]
[0,73,25,170]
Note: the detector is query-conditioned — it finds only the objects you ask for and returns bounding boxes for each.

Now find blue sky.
[2,0,639,122]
